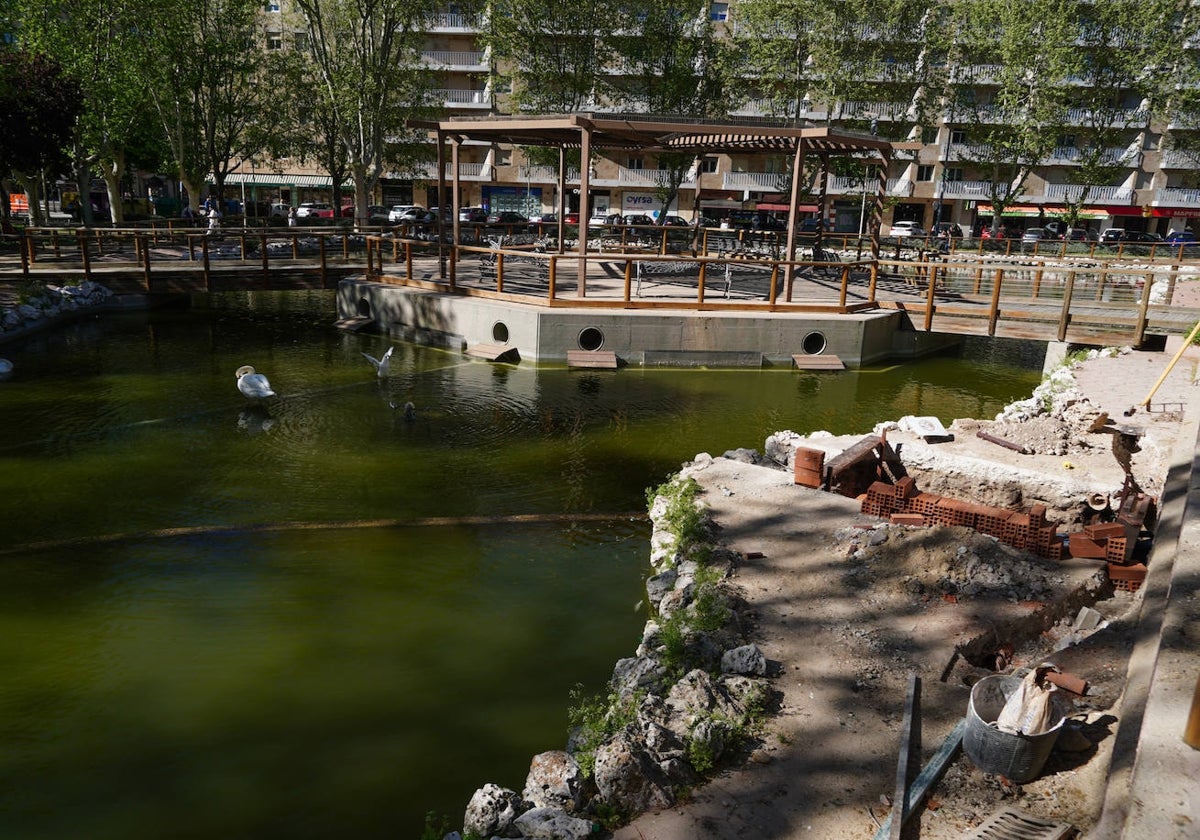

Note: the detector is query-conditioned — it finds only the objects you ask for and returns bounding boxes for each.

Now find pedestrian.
[207,205,222,236]
[288,206,298,227]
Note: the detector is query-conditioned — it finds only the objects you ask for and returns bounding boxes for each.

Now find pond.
[0,291,1043,839]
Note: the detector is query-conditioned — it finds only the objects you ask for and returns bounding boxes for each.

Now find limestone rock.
[463,783,523,838]
[611,655,668,699]
[665,669,744,730]
[721,643,767,676]
[512,806,594,840]
[645,568,677,606]
[523,751,585,813]
[593,729,676,814]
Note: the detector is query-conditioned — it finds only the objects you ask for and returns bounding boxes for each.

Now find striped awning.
[217,173,351,187]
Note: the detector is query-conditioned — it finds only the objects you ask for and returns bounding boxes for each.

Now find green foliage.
[567,684,638,779]
[645,474,706,558]
[419,811,453,840]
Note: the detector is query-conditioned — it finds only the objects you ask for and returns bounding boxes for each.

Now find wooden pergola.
[410,113,896,293]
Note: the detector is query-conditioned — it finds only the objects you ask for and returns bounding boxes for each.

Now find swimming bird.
[235,365,275,399]
[362,346,395,378]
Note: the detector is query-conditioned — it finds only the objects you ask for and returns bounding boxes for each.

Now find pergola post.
[556,146,567,254]
[448,134,460,289]
[577,123,593,297]
[816,154,829,249]
[784,139,807,290]
[868,152,889,299]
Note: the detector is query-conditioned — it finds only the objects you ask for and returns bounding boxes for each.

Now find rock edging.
[0,280,115,348]
[449,468,777,840]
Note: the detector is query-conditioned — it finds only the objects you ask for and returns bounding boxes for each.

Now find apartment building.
[243,1,1200,238]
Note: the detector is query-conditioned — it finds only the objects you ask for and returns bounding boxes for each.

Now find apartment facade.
[242,1,1200,238]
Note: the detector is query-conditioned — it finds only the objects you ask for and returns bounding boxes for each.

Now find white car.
[388,205,423,223]
[890,221,927,238]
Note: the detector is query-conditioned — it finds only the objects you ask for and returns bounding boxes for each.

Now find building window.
[701,157,718,174]
[922,126,938,145]
[496,150,512,166]
[950,129,966,145]
[917,165,935,182]
[627,157,644,170]
[944,167,963,182]
[294,31,309,52]
[710,2,728,20]
[267,33,282,50]
[266,0,281,11]
[1057,134,1076,148]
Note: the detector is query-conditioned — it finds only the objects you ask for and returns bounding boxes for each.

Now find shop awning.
[218,173,352,187]
[756,203,818,212]
[978,204,1105,219]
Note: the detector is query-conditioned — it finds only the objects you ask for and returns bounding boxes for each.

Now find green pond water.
[0,291,1043,839]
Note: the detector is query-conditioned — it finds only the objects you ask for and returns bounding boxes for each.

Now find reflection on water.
[0,292,1044,838]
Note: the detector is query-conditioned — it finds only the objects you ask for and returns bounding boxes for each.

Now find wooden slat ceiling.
[410,113,894,158]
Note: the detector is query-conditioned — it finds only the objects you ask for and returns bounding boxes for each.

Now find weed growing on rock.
[566,684,639,779]
[646,475,707,557]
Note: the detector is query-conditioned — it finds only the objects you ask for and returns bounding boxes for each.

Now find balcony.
[1154,187,1200,207]
[828,176,912,196]
[1160,150,1200,169]
[939,180,1012,199]
[1032,184,1135,203]
[436,88,492,109]
[945,142,994,162]
[835,100,909,121]
[1044,147,1141,167]
[1063,107,1147,128]
[722,171,790,191]
[590,167,697,188]
[517,165,582,184]
[421,50,488,72]
[412,162,493,181]
[427,13,480,32]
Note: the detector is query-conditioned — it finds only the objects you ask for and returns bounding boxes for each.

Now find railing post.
[1032,261,1045,298]
[342,233,349,260]
[291,234,299,260]
[201,236,211,290]
[1095,267,1106,301]
[18,230,30,275]
[548,256,557,302]
[1166,262,1180,303]
[696,260,707,305]
[1128,269,1153,346]
[838,264,850,309]
[405,240,413,279]
[78,230,92,281]
[923,259,937,331]
[240,233,248,261]
[140,234,152,291]
[987,268,1003,335]
[496,253,505,293]
[1057,270,1076,341]
[319,235,328,289]
[52,229,61,258]
[767,263,779,307]
[622,258,633,303]
[261,233,269,285]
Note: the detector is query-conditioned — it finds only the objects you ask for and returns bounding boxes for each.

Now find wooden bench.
[567,350,619,369]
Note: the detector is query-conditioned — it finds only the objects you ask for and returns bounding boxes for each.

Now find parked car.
[588,212,619,227]
[1043,220,1069,238]
[341,204,390,222]
[1102,228,1162,244]
[389,205,427,223]
[296,202,334,220]
[269,202,292,218]
[487,211,530,225]
[799,217,832,233]
[657,215,691,226]
[1166,229,1196,244]
[889,220,926,237]
[1063,227,1097,242]
[622,214,654,226]
[933,222,963,238]
[1021,227,1048,243]
[459,206,488,223]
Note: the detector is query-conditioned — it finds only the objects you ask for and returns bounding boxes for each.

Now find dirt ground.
[613,293,1200,840]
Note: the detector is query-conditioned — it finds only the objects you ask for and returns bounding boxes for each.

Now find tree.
[140,0,268,215]
[606,0,732,218]
[0,50,81,226]
[941,0,1078,234]
[483,0,612,113]
[1054,0,1183,229]
[288,0,443,224]
[16,0,159,225]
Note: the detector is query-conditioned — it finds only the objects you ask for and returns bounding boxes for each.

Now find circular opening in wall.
[801,331,827,355]
[492,321,510,343]
[578,327,605,352]
[356,297,372,318]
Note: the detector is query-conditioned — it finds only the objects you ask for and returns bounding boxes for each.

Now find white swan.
[362,346,394,378]
[235,365,275,398]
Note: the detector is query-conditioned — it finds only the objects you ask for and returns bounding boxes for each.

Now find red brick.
[1069,533,1107,559]
[1045,671,1089,695]
[889,513,926,526]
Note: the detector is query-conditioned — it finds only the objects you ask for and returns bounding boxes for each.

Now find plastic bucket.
[963,675,1065,783]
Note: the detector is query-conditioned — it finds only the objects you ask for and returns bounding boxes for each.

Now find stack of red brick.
[1068,520,1148,592]
[862,478,1064,560]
